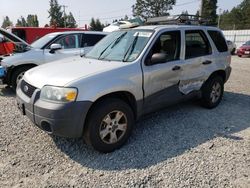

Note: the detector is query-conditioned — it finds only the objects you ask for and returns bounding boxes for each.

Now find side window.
[150,31,181,63]
[185,30,212,59]
[208,30,228,52]
[54,34,79,49]
[82,34,105,47]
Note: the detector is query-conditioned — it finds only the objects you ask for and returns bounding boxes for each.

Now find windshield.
[245,41,250,45]
[85,30,153,62]
[31,33,58,49]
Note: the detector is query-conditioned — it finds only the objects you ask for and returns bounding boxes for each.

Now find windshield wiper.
[122,32,139,62]
[98,32,127,60]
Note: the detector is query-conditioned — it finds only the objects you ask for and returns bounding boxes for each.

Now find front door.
[44,34,81,64]
[142,30,183,114]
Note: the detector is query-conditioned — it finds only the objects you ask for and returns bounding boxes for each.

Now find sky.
[0,0,244,27]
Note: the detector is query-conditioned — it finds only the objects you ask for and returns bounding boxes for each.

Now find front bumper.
[16,82,92,138]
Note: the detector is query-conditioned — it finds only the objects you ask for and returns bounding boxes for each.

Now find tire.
[10,66,34,90]
[83,98,134,153]
[201,76,224,109]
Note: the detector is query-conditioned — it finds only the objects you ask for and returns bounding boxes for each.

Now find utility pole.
[200,0,204,18]
[62,5,68,28]
[217,8,222,28]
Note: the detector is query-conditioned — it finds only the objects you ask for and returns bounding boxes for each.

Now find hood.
[1,48,42,67]
[0,28,30,46]
[24,56,126,89]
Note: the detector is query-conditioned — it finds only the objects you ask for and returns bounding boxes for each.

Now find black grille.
[20,80,37,98]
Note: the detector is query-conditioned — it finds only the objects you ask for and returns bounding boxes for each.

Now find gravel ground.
[0,56,250,188]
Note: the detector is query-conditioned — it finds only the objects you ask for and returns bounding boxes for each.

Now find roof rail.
[146,14,210,26]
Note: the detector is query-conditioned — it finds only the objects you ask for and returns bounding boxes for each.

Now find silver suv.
[16,25,232,153]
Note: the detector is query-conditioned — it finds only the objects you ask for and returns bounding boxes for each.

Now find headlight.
[40,86,78,103]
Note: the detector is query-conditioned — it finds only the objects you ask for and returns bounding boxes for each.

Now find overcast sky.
[0,0,243,27]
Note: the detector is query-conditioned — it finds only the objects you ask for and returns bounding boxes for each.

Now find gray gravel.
[0,56,250,188]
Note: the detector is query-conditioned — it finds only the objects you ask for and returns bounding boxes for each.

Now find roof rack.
[146,14,210,26]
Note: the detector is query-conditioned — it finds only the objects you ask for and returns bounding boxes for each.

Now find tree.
[66,12,77,28]
[48,0,64,27]
[27,15,39,27]
[219,0,250,30]
[90,18,104,31]
[201,0,217,26]
[1,16,13,28]
[16,16,27,27]
[132,0,176,20]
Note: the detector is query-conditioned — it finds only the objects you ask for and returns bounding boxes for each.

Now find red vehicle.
[237,41,250,57]
[0,26,88,56]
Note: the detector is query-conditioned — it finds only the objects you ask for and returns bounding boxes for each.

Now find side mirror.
[146,53,167,66]
[49,43,62,53]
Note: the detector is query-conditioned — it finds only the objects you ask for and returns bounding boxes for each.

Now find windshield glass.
[245,41,250,45]
[85,30,153,62]
[31,33,58,49]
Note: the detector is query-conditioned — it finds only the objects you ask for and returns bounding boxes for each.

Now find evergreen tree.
[66,12,77,28]
[89,18,104,31]
[220,0,250,30]
[48,0,64,27]
[1,16,13,28]
[16,16,27,27]
[132,0,176,20]
[124,15,129,20]
[27,15,39,27]
[201,0,218,26]
[90,18,96,31]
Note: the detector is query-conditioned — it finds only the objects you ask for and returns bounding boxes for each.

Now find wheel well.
[86,91,138,123]
[208,70,226,83]
[7,64,37,84]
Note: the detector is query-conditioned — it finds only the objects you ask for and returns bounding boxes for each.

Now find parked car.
[16,25,231,153]
[1,26,88,56]
[226,40,236,55]
[237,40,250,57]
[0,28,106,89]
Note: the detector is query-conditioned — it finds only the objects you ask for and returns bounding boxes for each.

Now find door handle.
[202,60,212,65]
[172,65,181,71]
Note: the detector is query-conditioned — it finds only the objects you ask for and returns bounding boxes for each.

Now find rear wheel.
[11,66,34,90]
[201,76,224,109]
[84,98,134,153]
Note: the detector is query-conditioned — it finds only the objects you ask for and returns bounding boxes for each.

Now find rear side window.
[185,30,212,59]
[82,34,105,47]
[208,30,228,52]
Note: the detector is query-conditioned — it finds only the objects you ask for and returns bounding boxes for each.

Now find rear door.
[44,34,81,63]
[179,29,214,94]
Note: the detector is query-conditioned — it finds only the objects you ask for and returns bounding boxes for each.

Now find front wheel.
[83,98,134,153]
[201,76,224,109]
[11,66,34,90]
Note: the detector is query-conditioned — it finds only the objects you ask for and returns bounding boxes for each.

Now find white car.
[0,28,106,89]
